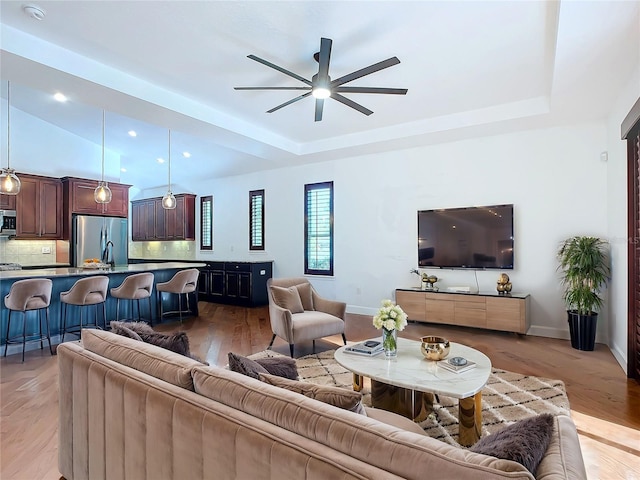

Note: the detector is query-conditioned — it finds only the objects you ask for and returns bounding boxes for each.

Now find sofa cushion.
[294,283,314,311]
[270,285,304,313]
[470,413,554,475]
[259,373,367,416]
[81,328,201,390]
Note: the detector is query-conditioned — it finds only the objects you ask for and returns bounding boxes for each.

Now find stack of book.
[344,341,384,356]
[438,358,477,373]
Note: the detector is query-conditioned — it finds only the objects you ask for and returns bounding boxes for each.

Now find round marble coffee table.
[334,337,492,446]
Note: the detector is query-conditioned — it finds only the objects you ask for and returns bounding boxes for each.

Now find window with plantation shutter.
[304,181,333,276]
[200,195,213,250]
[249,189,265,251]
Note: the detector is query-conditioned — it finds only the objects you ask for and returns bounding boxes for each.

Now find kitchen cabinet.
[0,194,16,210]
[131,194,196,241]
[62,177,131,240]
[395,288,530,334]
[198,261,272,306]
[15,173,63,239]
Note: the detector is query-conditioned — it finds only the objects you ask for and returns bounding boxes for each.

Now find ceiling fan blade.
[266,92,312,113]
[331,57,401,87]
[315,98,324,122]
[334,86,408,95]
[235,87,312,91]
[331,93,373,116]
[247,54,312,86]
[317,38,332,81]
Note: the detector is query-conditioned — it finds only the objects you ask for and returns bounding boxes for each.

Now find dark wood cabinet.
[15,173,63,239]
[0,194,16,210]
[62,177,131,239]
[131,194,196,241]
[198,261,272,306]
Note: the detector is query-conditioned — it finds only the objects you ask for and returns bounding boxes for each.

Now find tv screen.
[418,204,514,269]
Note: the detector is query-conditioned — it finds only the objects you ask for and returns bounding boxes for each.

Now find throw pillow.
[109,321,143,341]
[138,331,191,357]
[259,373,367,416]
[294,283,314,311]
[270,285,304,314]
[470,413,555,475]
[228,352,269,379]
[255,356,299,380]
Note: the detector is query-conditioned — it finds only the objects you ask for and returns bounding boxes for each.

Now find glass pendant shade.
[1,81,20,195]
[163,129,176,209]
[94,109,112,204]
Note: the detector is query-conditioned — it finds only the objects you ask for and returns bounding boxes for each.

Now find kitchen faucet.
[102,240,114,267]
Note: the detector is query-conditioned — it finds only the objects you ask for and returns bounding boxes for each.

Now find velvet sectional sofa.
[57,329,587,479]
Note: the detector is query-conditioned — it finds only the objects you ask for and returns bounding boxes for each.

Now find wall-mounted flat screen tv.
[418,204,514,269]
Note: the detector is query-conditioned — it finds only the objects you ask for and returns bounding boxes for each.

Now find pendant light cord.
[6,81,10,170]
[101,109,105,181]
[168,129,172,191]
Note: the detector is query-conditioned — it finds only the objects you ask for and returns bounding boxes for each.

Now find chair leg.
[44,307,53,355]
[103,302,108,330]
[115,299,120,323]
[4,310,11,357]
[267,334,276,350]
[178,294,183,324]
[148,296,153,327]
[39,308,44,350]
[22,311,27,363]
[60,303,66,343]
[289,343,294,358]
[342,333,347,345]
[312,339,316,353]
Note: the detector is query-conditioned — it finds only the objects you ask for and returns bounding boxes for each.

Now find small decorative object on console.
[372,299,407,358]
[420,335,451,360]
[496,273,512,294]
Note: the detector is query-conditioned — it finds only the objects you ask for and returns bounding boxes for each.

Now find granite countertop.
[0,262,206,280]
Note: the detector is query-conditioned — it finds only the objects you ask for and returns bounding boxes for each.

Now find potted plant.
[557,236,610,351]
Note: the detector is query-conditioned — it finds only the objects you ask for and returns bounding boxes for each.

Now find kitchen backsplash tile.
[0,238,58,266]
[128,241,196,260]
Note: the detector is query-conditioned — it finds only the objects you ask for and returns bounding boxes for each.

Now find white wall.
[606,66,640,374]
[186,122,610,342]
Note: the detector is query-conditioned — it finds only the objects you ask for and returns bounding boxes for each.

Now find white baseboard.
[609,341,628,374]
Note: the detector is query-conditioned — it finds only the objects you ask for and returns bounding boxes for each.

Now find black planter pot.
[567,311,598,351]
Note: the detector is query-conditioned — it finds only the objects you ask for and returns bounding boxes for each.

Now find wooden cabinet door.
[15,175,62,239]
[0,193,16,210]
[395,290,426,321]
[238,272,252,300]
[154,199,166,239]
[15,175,39,237]
[69,180,101,215]
[39,178,62,238]
[131,201,144,241]
[165,196,183,239]
[210,270,225,297]
[104,183,129,217]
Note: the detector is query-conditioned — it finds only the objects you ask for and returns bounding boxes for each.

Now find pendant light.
[162,129,176,209]
[94,109,112,204]
[0,81,21,195]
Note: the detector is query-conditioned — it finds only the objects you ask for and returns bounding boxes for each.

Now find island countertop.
[0,262,206,280]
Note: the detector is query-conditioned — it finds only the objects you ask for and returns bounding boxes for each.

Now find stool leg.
[116,299,120,322]
[4,310,12,357]
[22,311,27,363]
[148,296,153,327]
[103,302,108,330]
[44,307,53,355]
[178,294,183,324]
[137,299,141,322]
[39,308,44,350]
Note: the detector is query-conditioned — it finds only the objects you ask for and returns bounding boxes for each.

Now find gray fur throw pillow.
[228,352,269,379]
[109,321,144,341]
[255,357,298,380]
[138,331,191,357]
[470,413,555,475]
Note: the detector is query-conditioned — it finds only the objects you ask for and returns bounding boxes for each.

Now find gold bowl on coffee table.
[420,336,450,360]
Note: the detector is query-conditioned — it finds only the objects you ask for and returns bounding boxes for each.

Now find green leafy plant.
[557,236,610,315]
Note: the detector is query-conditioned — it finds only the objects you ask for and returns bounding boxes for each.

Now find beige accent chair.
[267,277,347,357]
[60,276,110,340]
[3,278,54,362]
[156,268,199,324]
[110,272,154,324]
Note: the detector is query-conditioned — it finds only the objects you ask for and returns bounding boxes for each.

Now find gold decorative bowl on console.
[420,336,451,360]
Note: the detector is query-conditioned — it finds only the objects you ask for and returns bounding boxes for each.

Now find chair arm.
[312,291,347,320]
[268,302,294,343]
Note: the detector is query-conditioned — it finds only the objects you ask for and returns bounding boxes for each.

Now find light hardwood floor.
[1,302,639,480]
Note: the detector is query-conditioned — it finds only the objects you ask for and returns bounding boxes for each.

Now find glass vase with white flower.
[372,299,408,357]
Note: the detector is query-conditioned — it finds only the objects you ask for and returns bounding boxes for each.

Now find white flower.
[372,299,407,332]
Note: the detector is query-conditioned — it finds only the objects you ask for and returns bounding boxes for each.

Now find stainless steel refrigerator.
[72,215,128,267]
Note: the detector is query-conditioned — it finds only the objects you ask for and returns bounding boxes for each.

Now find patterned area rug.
[250,349,571,447]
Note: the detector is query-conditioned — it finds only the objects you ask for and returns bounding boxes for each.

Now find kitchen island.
[1,262,205,355]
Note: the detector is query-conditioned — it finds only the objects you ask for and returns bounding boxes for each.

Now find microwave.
[0,210,17,236]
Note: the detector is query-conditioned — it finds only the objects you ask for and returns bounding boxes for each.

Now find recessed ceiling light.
[128,130,137,137]
[23,4,46,20]
[157,158,165,164]
[182,152,191,158]
[120,168,127,173]
[53,92,67,102]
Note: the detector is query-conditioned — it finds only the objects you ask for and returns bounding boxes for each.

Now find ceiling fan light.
[162,191,176,210]
[0,168,21,195]
[312,87,331,99]
[94,181,112,204]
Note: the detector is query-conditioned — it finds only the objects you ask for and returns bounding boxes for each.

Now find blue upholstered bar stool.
[60,276,110,341]
[156,269,199,324]
[3,278,54,362]
[110,272,154,324]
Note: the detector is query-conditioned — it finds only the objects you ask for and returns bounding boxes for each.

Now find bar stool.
[3,278,54,362]
[110,272,154,324]
[60,276,110,341]
[156,269,199,324]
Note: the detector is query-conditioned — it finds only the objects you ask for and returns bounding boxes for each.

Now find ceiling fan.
[234,37,408,122]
